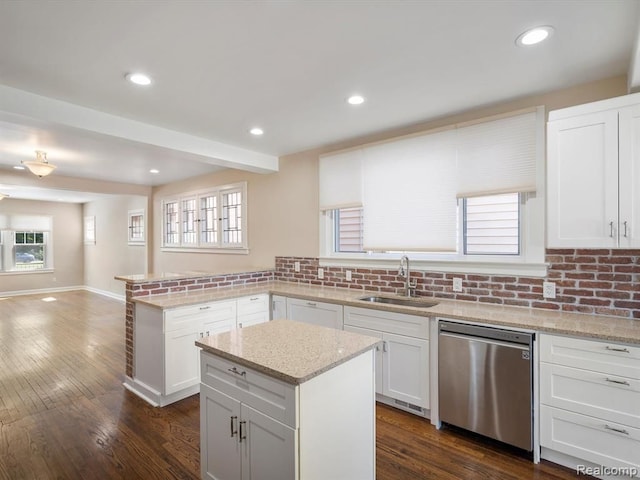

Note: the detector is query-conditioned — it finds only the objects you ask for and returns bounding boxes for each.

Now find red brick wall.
[275,250,640,320]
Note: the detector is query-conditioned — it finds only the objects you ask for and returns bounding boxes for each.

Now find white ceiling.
[0,1,639,198]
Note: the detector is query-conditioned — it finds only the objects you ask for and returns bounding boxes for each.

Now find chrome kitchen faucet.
[398,255,417,297]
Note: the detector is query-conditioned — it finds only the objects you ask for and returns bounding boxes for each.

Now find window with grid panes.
[128,209,145,245]
[161,183,247,250]
[14,231,46,271]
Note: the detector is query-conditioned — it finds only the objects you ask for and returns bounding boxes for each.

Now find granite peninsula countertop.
[133,280,640,346]
[195,319,380,384]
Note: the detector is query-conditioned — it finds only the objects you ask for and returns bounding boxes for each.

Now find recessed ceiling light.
[516,26,554,47]
[125,72,153,86]
[13,165,25,170]
[347,95,365,105]
[149,169,160,174]
[250,127,264,136]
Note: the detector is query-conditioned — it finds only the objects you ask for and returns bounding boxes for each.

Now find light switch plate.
[346,270,352,281]
[452,277,463,292]
[294,261,300,272]
[543,281,556,299]
[318,267,324,279]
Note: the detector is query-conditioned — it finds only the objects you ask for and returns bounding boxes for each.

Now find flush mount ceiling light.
[347,95,365,105]
[250,127,264,136]
[22,150,57,178]
[0,193,9,200]
[125,72,153,86]
[13,165,25,170]
[149,168,160,174]
[516,25,554,47]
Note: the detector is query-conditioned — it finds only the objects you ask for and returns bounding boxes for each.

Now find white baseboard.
[0,285,125,303]
[82,286,125,302]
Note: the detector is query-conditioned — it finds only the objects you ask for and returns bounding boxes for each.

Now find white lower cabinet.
[201,384,295,480]
[130,296,269,406]
[286,297,343,329]
[200,348,375,480]
[344,306,429,413]
[540,333,640,476]
[270,295,287,320]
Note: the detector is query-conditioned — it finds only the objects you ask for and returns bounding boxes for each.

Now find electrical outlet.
[318,267,324,279]
[294,261,300,272]
[452,277,463,292]
[346,270,352,281]
[543,281,556,299]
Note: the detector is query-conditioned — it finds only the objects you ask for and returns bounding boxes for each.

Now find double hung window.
[0,214,53,272]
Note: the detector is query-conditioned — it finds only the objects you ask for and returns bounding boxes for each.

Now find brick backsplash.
[275,250,640,320]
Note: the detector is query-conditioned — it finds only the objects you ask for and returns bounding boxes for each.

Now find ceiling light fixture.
[13,165,25,170]
[22,150,57,178]
[250,127,264,136]
[125,72,153,86]
[0,193,9,200]
[347,95,365,105]
[149,169,160,174]
[516,25,554,47]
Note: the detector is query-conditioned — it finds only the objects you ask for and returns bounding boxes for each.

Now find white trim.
[319,255,549,277]
[0,268,55,276]
[83,286,125,303]
[0,285,85,297]
[160,247,249,255]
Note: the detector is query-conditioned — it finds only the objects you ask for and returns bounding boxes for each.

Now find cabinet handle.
[230,416,238,437]
[206,331,210,336]
[306,302,317,307]
[609,221,615,238]
[250,297,260,301]
[200,332,204,338]
[605,377,631,386]
[623,220,628,237]
[238,322,243,328]
[199,305,211,311]
[604,425,629,435]
[228,367,247,377]
[605,346,630,353]
[239,420,247,442]
[382,341,388,353]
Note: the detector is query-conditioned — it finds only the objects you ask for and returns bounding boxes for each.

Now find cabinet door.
[237,312,269,329]
[344,325,384,395]
[240,403,296,480]
[286,298,343,329]
[271,295,287,320]
[547,110,619,247]
[165,325,200,395]
[619,104,640,248]
[200,384,241,480]
[382,332,429,409]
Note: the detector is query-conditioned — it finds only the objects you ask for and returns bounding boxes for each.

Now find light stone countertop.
[134,280,640,346]
[115,267,272,284]
[195,319,380,384]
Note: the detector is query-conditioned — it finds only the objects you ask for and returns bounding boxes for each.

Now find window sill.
[319,255,548,278]
[161,247,249,255]
[0,268,55,276]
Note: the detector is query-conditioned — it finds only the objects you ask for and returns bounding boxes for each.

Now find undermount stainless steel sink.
[358,296,439,308]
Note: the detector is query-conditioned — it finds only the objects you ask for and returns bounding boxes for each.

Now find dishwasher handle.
[439,330,531,352]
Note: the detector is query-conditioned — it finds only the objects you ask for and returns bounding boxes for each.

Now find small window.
[334,207,364,253]
[463,193,520,255]
[222,189,243,246]
[14,231,46,271]
[164,201,180,246]
[128,209,145,245]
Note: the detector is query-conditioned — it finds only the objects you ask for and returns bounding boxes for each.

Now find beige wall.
[0,198,83,294]
[83,195,148,298]
[151,75,628,273]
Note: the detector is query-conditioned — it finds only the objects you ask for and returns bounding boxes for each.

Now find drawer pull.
[306,302,317,307]
[239,420,247,442]
[230,416,238,437]
[250,297,260,301]
[228,367,247,377]
[606,377,631,386]
[605,346,630,353]
[199,306,211,311]
[604,425,629,436]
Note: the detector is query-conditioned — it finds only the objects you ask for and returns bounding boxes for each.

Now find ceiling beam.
[0,85,279,174]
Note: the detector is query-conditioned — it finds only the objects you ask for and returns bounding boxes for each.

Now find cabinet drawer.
[344,306,429,339]
[237,294,269,316]
[165,300,236,332]
[540,334,640,379]
[237,311,269,329]
[200,352,296,428]
[540,405,640,471]
[540,363,640,428]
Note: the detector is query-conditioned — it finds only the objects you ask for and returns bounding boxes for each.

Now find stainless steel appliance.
[438,320,534,451]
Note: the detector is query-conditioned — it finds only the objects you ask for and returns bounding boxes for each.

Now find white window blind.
[456,109,539,198]
[464,193,520,255]
[362,129,458,252]
[319,148,363,210]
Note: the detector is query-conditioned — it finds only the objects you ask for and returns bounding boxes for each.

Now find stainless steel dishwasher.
[438,320,534,451]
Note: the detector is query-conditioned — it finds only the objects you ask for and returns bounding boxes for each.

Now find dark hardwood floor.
[0,290,585,479]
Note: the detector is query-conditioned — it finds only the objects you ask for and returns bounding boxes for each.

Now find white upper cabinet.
[547,93,640,248]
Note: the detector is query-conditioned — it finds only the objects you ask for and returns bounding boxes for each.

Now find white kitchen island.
[195,319,379,480]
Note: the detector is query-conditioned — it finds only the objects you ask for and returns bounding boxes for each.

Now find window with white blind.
[320,107,546,275]
[161,182,247,251]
